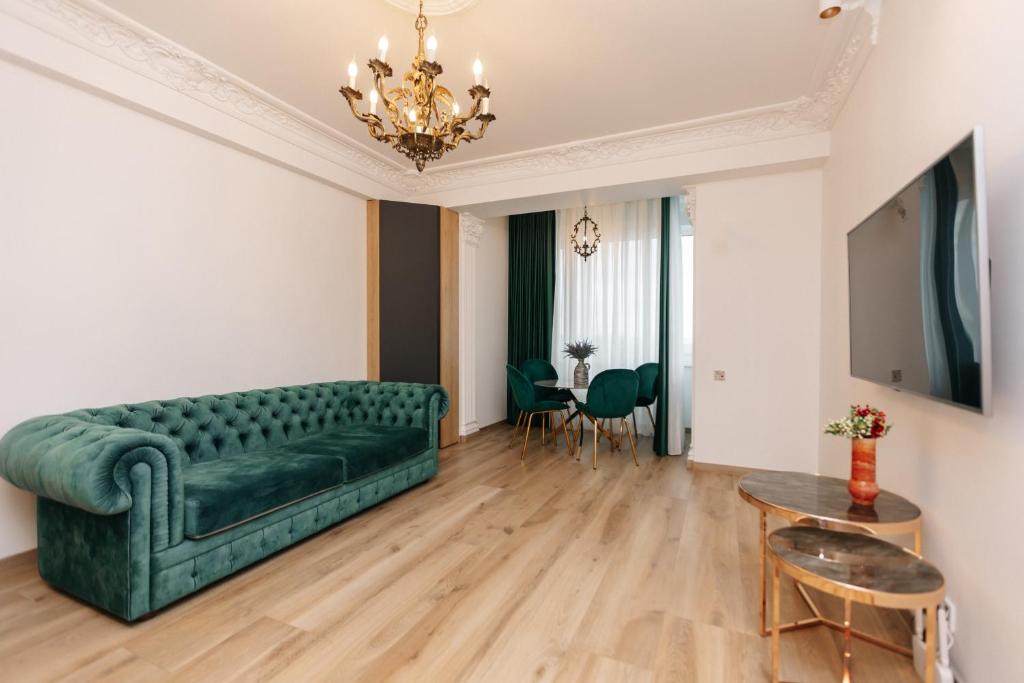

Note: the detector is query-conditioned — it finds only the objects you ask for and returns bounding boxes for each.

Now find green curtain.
[506,211,556,423]
[654,197,671,455]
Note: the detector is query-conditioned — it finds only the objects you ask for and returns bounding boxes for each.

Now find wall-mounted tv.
[847,128,991,414]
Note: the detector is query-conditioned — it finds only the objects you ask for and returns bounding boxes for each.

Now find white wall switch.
[713,370,726,381]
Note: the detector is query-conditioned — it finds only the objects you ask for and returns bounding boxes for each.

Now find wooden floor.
[0,424,921,682]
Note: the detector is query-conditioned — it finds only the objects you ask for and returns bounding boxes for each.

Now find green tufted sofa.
[0,380,448,621]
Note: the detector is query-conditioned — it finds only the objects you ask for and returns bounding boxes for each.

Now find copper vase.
[849,438,880,506]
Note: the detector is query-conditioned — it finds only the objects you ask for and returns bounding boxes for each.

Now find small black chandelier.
[570,207,601,261]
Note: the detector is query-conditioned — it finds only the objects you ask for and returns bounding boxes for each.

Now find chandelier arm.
[339,87,380,128]
[376,75,406,131]
[448,114,495,148]
[450,99,481,128]
[450,85,490,127]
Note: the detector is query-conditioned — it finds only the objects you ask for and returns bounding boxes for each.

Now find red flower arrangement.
[824,404,892,506]
[824,404,892,440]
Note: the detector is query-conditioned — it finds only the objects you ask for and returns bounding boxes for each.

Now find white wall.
[0,59,367,559]
[818,3,1024,681]
[692,169,822,471]
[474,216,509,428]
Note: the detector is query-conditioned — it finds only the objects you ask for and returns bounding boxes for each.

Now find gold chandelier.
[339,0,495,172]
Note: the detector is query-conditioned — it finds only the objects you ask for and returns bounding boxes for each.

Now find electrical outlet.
[713,370,726,382]
[891,369,903,383]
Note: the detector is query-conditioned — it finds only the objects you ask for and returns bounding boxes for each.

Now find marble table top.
[738,470,921,528]
[769,526,944,597]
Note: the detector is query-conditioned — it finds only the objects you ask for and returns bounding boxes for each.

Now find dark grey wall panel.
[378,201,440,385]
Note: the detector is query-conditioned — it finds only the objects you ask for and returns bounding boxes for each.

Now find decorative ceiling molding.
[383,0,479,16]
[1,0,879,198]
[410,9,876,195]
[843,0,882,43]
[5,0,411,189]
[459,212,485,246]
[682,186,696,226]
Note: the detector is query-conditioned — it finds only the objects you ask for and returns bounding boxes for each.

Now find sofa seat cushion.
[183,451,345,538]
[281,424,429,481]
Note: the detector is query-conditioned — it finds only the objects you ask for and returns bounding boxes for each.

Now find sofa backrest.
[63,381,433,464]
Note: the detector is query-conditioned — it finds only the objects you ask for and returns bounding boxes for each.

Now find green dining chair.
[635,362,660,432]
[507,364,574,460]
[520,358,575,404]
[574,369,640,469]
[520,358,576,445]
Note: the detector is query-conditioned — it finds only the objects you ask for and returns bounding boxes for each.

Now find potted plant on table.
[825,405,893,507]
[563,339,598,388]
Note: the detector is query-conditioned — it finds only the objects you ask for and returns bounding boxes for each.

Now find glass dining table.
[532,378,588,451]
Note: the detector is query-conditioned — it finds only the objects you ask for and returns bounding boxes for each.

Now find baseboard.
[686,460,759,476]
[459,420,480,438]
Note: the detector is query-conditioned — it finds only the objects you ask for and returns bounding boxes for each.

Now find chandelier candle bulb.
[347,59,357,88]
[369,88,379,115]
[377,35,389,61]
[426,35,437,61]
[473,58,483,85]
[452,101,460,116]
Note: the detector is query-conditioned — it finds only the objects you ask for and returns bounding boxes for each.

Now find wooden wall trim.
[366,200,380,381]
[439,207,460,448]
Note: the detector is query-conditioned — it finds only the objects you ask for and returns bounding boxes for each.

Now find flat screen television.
[847,128,992,414]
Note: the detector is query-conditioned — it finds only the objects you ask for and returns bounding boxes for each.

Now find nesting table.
[768,526,945,683]
[738,470,937,681]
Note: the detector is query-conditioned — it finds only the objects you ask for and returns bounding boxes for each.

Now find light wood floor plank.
[0,424,921,682]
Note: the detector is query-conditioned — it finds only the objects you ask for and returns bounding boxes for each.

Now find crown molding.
[410,9,876,196]
[0,0,878,199]
[1,0,414,191]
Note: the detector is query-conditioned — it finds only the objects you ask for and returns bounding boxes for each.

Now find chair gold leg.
[574,413,583,461]
[560,410,573,458]
[645,405,656,436]
[592,417,599,470]
[540,414,546,448]
[625,417,639,467]
[520,413,534,461]
[507,410,524,449]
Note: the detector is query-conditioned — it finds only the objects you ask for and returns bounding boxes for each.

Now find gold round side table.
[768,526,945,683]
[738,470,922,649]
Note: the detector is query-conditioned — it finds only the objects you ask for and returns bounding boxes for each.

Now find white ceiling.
[100,0,862,169]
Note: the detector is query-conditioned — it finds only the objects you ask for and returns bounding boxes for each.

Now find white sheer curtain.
[680,232,694,432]
[552,198,690,453]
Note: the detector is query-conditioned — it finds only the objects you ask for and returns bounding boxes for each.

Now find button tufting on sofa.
[0,380,448,620]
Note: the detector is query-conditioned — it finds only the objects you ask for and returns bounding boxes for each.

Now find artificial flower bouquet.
[824,404,892,439]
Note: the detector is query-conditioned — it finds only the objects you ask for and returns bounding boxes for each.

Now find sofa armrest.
[350,382,449,448]
[0,415,185,548]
